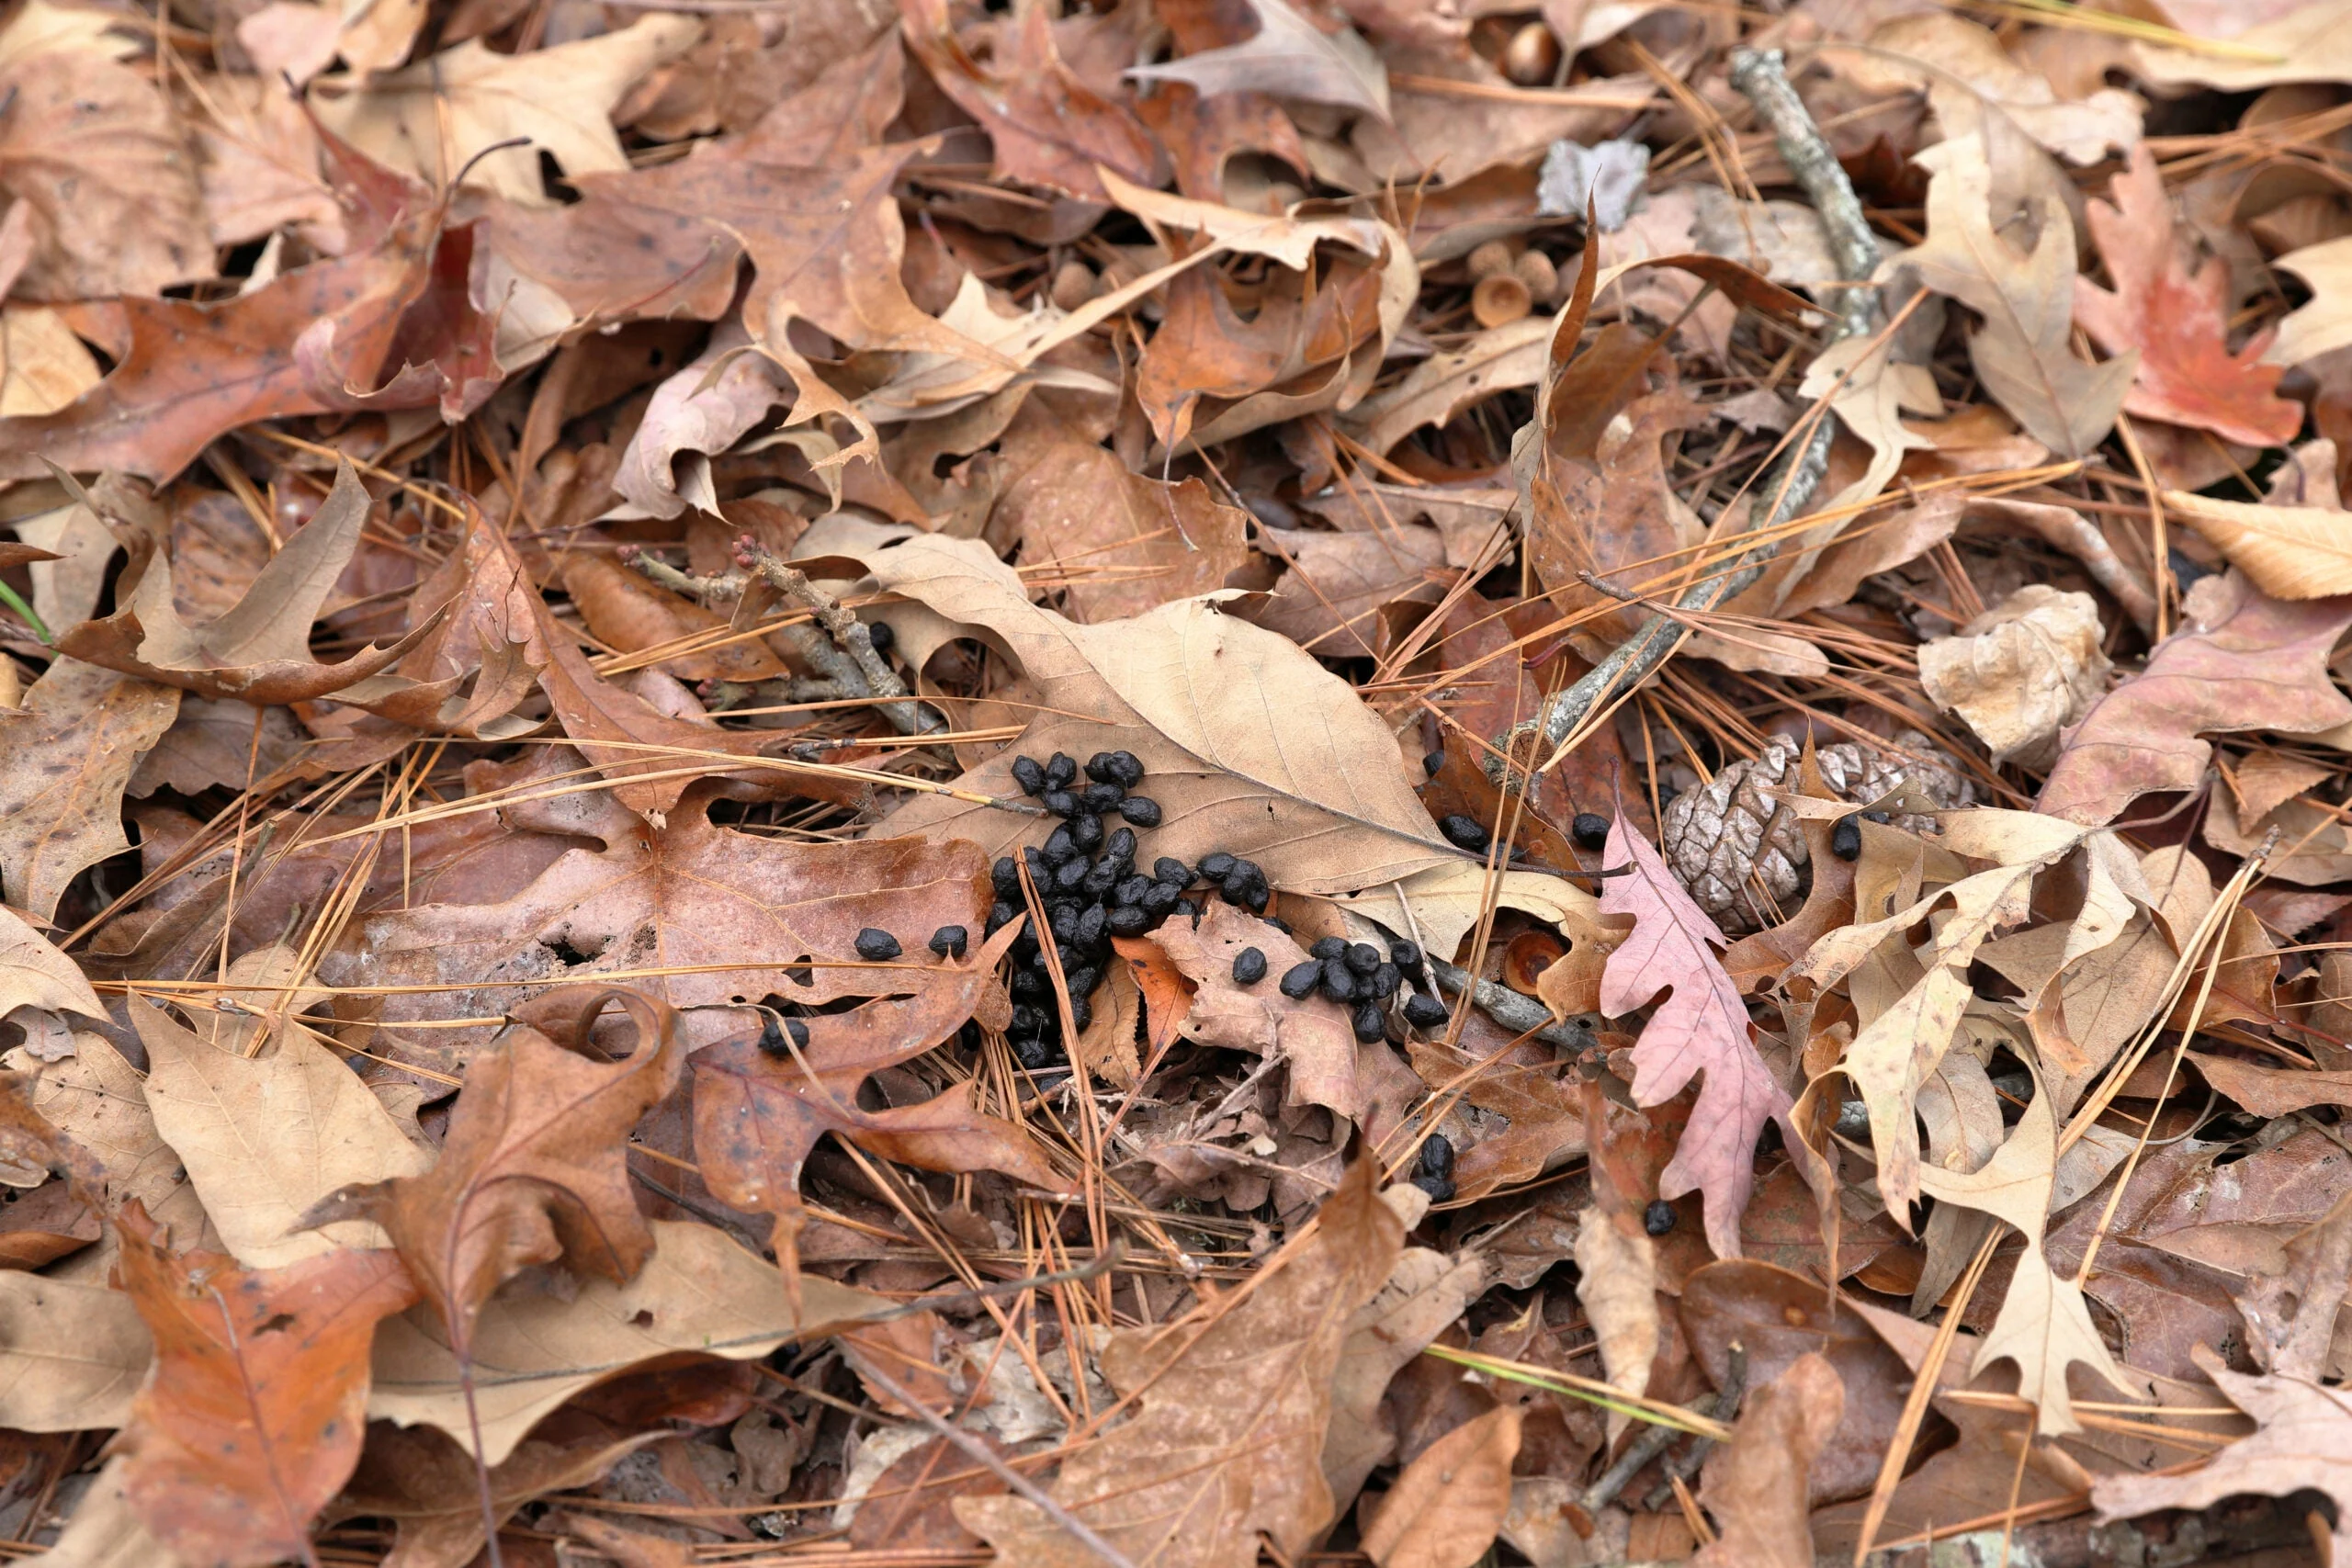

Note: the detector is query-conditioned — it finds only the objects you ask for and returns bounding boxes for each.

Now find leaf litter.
[14,3,2352,1565]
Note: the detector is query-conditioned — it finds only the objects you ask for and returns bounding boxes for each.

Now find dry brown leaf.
[0,902,101,1021]
[1360,1404,1521,1568]
[2041,571,2352,825]
[2165,490,2352,599]
[842,532,1464,894]
[997,438,1251,624]
[1141,900,1359,1120]
[1324,1235,1486,1512]
[115,1202,417,1568]
[0,655,178,923]
[1894,133,2132,457]
[311,18,701,207]
[1573,1204,1657,1446]
[0,1270,150,1431]
[1917,585,2109,768]
[342,1430,661,1568]
[1691,1352,1844,1568]
[957,1158,1403,1568]
[1128,0,1390,119]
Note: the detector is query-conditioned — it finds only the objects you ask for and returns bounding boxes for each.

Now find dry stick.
[849,1356,1140,1568]
[1487,45,1881,792]
[1585,1342,1747,1515]
[1424,954,1597,1055]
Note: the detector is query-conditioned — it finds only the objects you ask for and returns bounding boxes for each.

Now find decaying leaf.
[1360,1404,1520,1568]
[1917,584,2109,767]
[0,655,177,923]
[2164,490,2352,600]
[1691,1353,1845,1568]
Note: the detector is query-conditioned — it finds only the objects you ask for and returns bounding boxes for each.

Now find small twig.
[851,1356,1142,1568]
[1489,46,1880,793]
[1426,955,1598,1055]
[1974,495,2159,637]
[1643,1339,1748,1510]
[1588,1341,1747,1515]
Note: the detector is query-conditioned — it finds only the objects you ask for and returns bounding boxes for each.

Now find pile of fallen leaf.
[20,0,2352,1564]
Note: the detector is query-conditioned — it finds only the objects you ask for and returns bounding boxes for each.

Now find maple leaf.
[1598,809,1808,1260]
[2074,144,2301,448]
[2040,571,2352,825]
[691,921,1059,1277]
[957,1158,1402,1568]
[113,1202,417,1568]
[1894,133,2133,458]
[302,987,684,1358]
[1914,1069,2141,1436]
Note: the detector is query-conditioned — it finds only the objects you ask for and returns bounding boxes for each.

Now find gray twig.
[1426,955,1599,1055]
[1488,47,1880,793]
[1642,1339,1748,1510]
[1585,1340,1747,1516]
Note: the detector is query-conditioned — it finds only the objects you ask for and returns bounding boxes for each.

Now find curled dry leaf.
[2040,571,2352,825]
[114,1202,417,1568]
[2163,490,2352,600]
[1127,0,1391,120]
[0,655,178,924]
[301,987,683,1358]
[1917,584,2109,767]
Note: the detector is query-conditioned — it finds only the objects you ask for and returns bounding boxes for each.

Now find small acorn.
[1466,238,1514,281]
[1472,271,1532,329]
[1514,248,1560,304]
[1050,259,1095,311]
[1501,18,1561,85]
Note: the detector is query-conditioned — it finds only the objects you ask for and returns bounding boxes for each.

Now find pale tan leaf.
[1126,0,1389,119]
[2132,3,2352,93]
[1891,134,2133,457]
[0,901,100,1020]
[1098,166,1384,270]
[1342,315,1552,457]
[2165,490,2352,599]
[1323,1243,1487,1511]
[2264,234,2352,367]
[0,656,178,923]
[1361,1404,1521,1568]
[1692,1353,1844,1568]
[1573,1206,1658,1446]
[0,306,99,416]
[0,1272,150,1431]
[311,17,701,207]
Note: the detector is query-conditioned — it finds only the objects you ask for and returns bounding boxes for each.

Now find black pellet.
[1057,942,1083,974]
[1043,824,1078,865]
[1261,916,1292,934]
[1370,962,1399,999]
[1109,750,1145,787]
[1119,796,1163,828]
[928,925,968,960]
[986,900,1018,935]
[1422,749,1445,777]
[1320,963,1357,1004]
[1071,813,1105,853]
[1082,862,1120,898]
[1644,1199,1678,1236]
[1233,947,1267,985]
[1084,751,1120,784]
[1142,882,1181,916]
[1279,961,1321,999]
[854,928,901,961]
[1050,905,1080,943]
[1862,808,1891,825]
[1074,904,1107,948]
[756,1015,809,1056]
[1238,882,1270,913]
[1011,756,1046,795]
[1041,789,1079,818]
[1068,994,1092,1031]
[1571,812,1611,850]
[1054,858,1090,892]
[1154,856,1192,886]
[1831,814,1863,862]
[992,857,1023,898]
[1411,1172,1455,1203]
[1107,905,1151,936]
[1345,942,1381,976]
[865,618,894,655]
[1082,781,1125,813]
[1440,814,1489,851]
[1013,1034,1062,1071]
[1045,752,1077,788]
[1389,940,1422,970]
[1402,992,1448,1029]
[1220,869,1256,904]
[1023,846,1050,884]
[1309,936,1346,962]
[1066,965,1099,998]
[1420,1133,1454,1179]
[1351,1002,1385,1043]
[1199,852,1238,880]
[1105,828,1137,864]
[1114,874,1153,908]
[1012,969,1047,999]
[1011,1003,1046,1035]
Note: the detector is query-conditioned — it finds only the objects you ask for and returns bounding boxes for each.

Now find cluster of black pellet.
[1276,936,1430,1045]
[984,750,1279,1070]
[1410,1133,1454,1203]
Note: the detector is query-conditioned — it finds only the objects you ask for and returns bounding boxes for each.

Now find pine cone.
[1658,731,1973,934]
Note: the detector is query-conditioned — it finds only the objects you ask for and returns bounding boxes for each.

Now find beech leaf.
[2163,491,2352,600]
[1127,0,1390,120]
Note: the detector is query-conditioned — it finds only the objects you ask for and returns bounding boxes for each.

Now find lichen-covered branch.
[1487,47,1880,793]
[1426,955,1598,1055]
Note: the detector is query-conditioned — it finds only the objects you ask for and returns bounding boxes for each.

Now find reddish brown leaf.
[115,1203,417,1568]
[1691,1352,1844,1568]
[2040,572,2352,825]
[304,988,683,1355]
[2075,144,2302,449]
